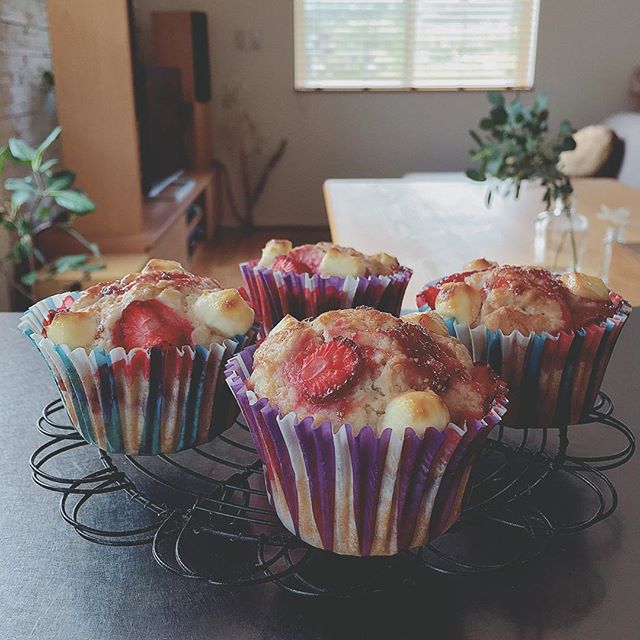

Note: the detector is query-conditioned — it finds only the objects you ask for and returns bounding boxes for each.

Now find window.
[294,0,540,91]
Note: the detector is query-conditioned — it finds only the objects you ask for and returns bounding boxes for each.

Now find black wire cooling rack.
[30,393,634,597]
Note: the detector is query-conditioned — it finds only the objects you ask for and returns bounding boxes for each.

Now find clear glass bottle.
[600,224,625,283]
[533,196,589,273]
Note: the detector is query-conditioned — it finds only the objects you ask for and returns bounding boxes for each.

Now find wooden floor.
[190,226,331,288]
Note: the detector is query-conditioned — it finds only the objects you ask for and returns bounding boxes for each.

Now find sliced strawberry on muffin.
[295,336,362,402]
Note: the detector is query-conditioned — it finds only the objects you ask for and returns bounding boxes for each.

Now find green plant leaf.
[465,168,486,182]
[534,92,548,111]
[559,120,573,135]
[33,126,62,170]
[479,118,493,131]
[77,261,106,272]
[8,138,36,162]
[469,130,483,146]
[486,154,504,174]
[9,241,29,262]
[3,177,36,192]
[39,158,58,173]
[487,91,504,107]
[51,189,96,214]
[490,107,507,125]
[11,190,32,208]
[21,271,38,286]
[37,126,62,155]
[2,219,17,232]
[47,170,75,191]
[16,217,33,236]
[0,146,8,175]
[35,206,52,220]
[53,254,89,272]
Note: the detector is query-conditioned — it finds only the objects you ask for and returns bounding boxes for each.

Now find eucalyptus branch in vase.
[466,92,583,272]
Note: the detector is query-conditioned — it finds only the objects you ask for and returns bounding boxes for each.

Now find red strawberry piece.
[287,245,325,273]
[272,255,311,274]
[113,299,194,350]
[416,286,440,310]
[297,336,361,402]
[61,295,76,310]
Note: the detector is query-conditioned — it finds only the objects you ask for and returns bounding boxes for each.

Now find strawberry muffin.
[20,259,258,454]
[44,258,255,350]
[240,240,412,333]
[226,308,507,556]
[417,261,630,426]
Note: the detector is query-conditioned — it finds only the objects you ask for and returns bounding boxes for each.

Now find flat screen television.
[128,0,190,196]
[137,67,190,196]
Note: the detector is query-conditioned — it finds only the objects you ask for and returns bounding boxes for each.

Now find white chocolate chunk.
[463,257,497,272]
[155,287,184,313]
[382,390,451,435]
[435,282,482,325]
[142,258,185,273]
[375,252,399,269]
[319,248,366,278]
[559,272,610,301]
[192,289,255,337]
[46,311,98,350]
[257,239,292,268]
[401,311,449,337]
[270,314,299,335]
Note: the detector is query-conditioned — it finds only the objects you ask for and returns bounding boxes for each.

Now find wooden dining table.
[324,177,640,306]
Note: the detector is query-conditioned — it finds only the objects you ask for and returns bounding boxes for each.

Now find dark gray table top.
[1,312,638,640]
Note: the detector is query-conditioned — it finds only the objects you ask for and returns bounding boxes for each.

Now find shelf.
[95,171,213,253]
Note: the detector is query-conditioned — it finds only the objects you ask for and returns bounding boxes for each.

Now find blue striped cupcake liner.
[225,345,507,556]
[20,291,258,455]
[418,293,631,427]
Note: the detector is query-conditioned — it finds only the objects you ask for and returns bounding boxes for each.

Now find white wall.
[134,0,639,227]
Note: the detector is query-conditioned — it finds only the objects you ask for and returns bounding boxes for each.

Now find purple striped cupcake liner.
[20,291,259,455]
[239,260,412,334]
[418,292,630,427]
[225,345,507,556]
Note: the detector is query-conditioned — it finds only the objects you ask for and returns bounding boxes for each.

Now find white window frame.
[294,0,540,92]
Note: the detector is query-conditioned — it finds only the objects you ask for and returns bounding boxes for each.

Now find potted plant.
[0,126,102,307]
[466,92,585,272]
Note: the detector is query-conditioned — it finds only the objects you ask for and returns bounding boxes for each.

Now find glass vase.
[533,198,589,273]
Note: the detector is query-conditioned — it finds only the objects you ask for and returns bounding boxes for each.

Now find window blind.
[294,0,540,90]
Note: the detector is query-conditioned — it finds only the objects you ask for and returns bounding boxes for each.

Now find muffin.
[225,308,507,556]
[417,260,630,426]
[20,259,258,454]
[240,240,412,333]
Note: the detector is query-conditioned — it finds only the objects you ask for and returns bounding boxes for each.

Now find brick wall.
[0,0,56,310]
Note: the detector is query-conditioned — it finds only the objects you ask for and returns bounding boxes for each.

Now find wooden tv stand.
[96,171,216,266]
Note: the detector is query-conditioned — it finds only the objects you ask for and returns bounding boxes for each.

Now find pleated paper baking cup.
[20,292,258,455]
[239,260,412,334]
[418,293,631,427]
[225,345,507,556]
